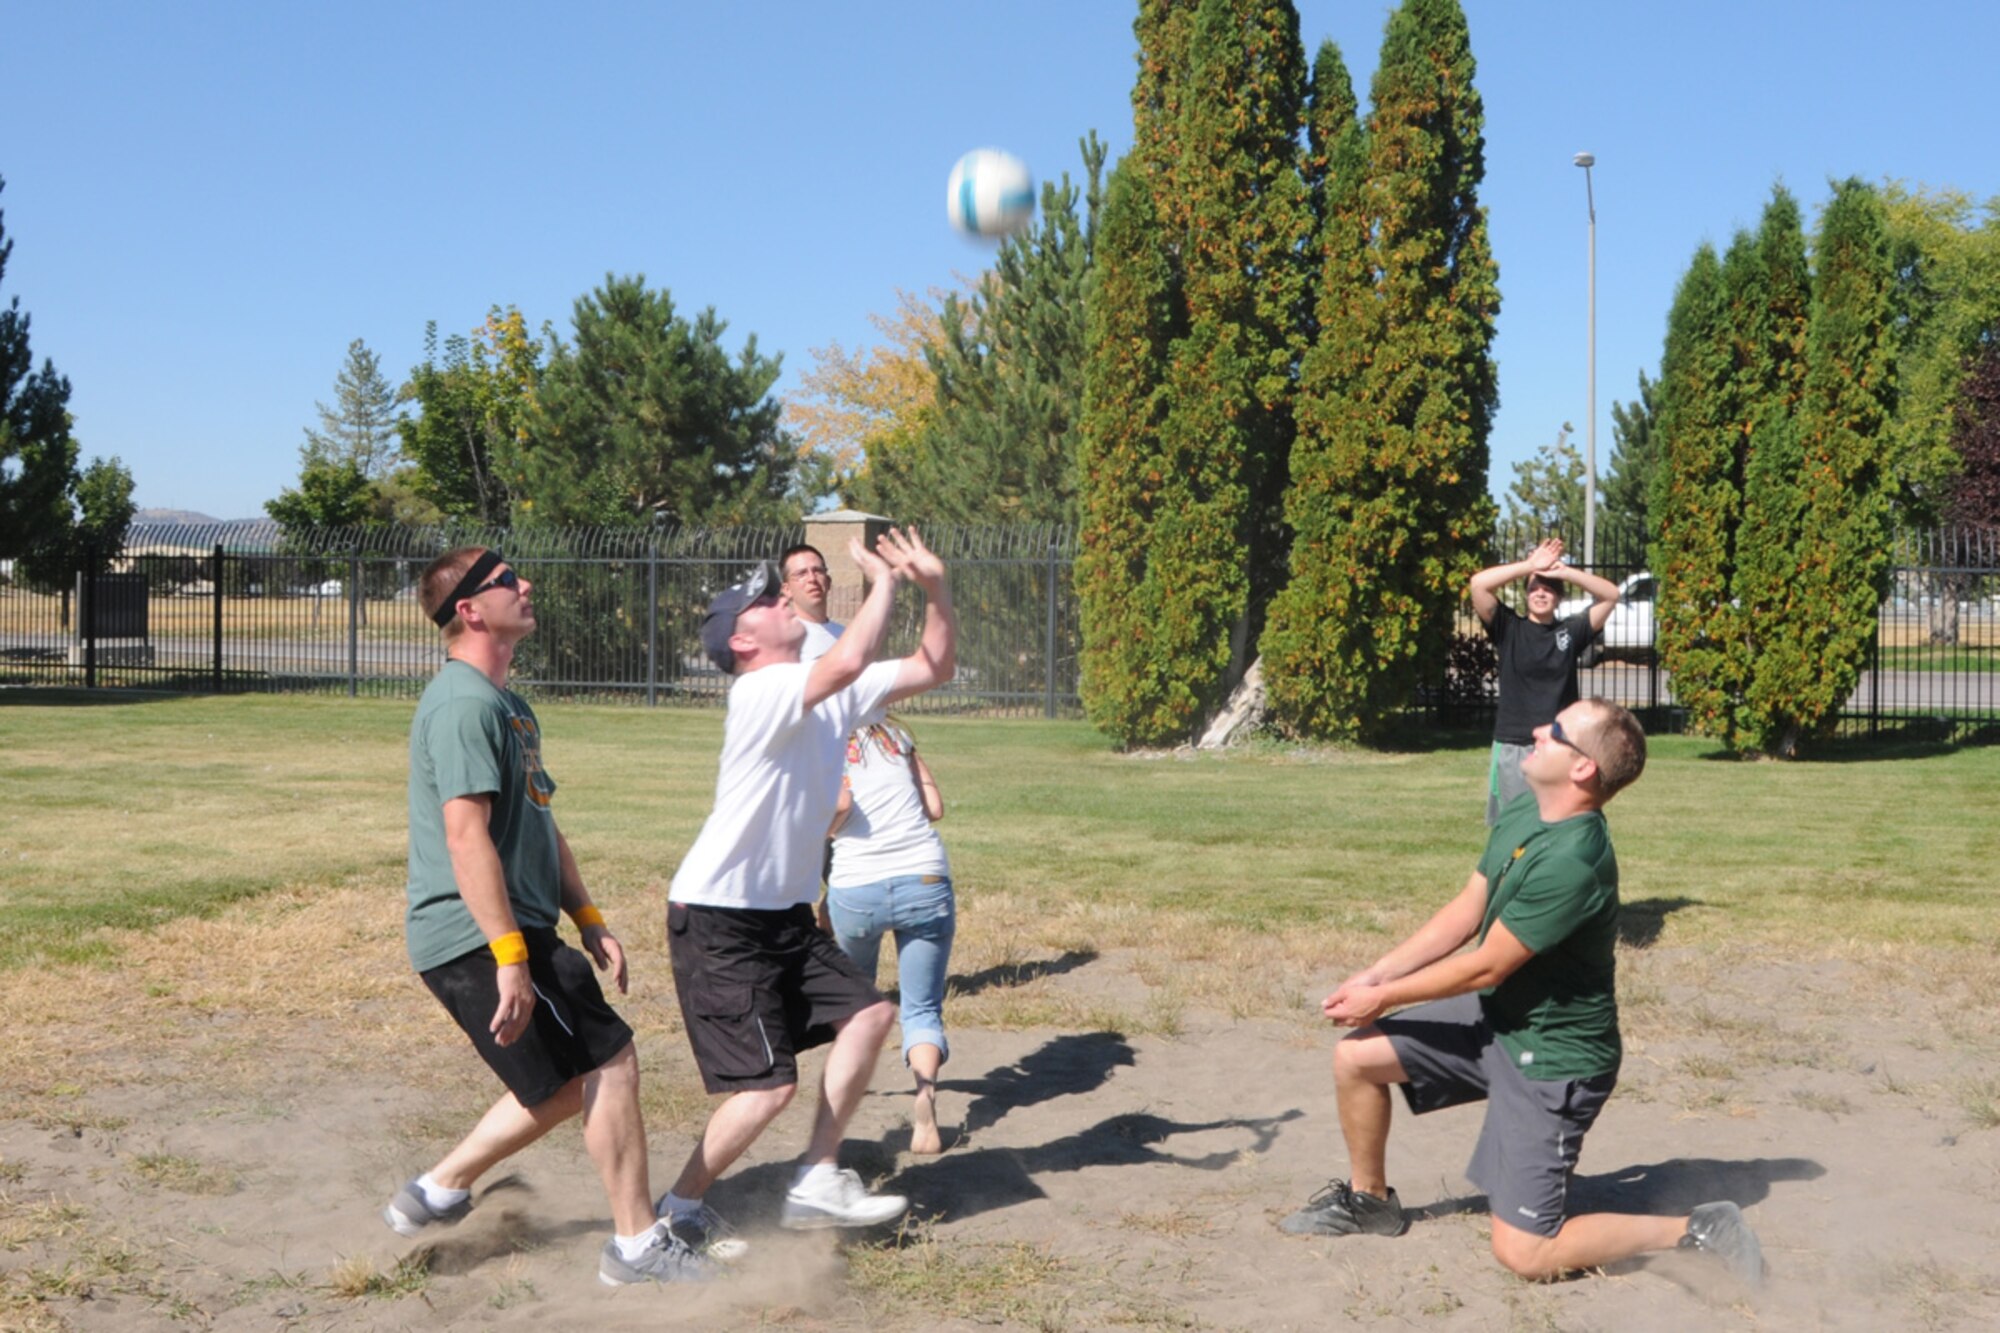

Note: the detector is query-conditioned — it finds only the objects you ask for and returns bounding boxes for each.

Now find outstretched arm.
[1469,538,1563,625]
[880,528,957,704]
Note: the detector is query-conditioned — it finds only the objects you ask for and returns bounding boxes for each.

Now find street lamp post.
[1574,151,1597,568]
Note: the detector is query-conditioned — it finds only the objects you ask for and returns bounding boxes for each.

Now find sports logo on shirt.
[509,711,555,808]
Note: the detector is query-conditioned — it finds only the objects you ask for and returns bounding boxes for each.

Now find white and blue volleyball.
[945,149,1036,238]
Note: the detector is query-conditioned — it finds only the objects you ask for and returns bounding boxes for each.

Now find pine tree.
[1649,243,1741,738]
[891,135,1106,526]
[1600,371,1658,548]
[304,339,403,480]
[0,175,79,563]
[1260,0,1499,739]
[1745,179,1898,755]
[1502,424,1586,533]
[526,275,792,527]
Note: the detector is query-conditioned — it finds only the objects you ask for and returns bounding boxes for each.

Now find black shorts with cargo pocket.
[667,901,884,1094]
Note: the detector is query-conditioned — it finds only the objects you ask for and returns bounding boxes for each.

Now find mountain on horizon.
[133,507,256,527]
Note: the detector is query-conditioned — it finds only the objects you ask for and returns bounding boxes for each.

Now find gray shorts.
[1486,742,1532,825]
[1378,994,1615,1238]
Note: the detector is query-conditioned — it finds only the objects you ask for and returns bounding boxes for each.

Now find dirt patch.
[4,934,1999,1330]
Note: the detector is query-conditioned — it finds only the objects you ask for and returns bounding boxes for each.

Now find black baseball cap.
[700,561,780,673]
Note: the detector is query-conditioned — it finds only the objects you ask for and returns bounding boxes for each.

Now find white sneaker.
[780,1167,908,1230]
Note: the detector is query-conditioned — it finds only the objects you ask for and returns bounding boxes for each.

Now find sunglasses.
[470,568,521,597]
[1547,716,1595,763]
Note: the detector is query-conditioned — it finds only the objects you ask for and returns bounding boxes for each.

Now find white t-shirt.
[799,618,845,662]
[828,715,949,889]
[670,659,900,909]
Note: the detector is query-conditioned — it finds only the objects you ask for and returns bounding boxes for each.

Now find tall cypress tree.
[1731,189,1815,751]
[1076,0,1310,746]
[1745,179,1898,754]
[1076,157,1184,741]
[1260,0,1498,738]
[1650,243,1742,739]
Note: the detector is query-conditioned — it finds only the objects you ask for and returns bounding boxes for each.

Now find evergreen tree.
[1076,154,1187,743]
[526,275,793,527]
[0,175,79,563]
[1077,0,1311,746]
[305,339,403,480]
[1730,189,1815,751]
[1501,424,1585,534]
[889,135,1106,526]
[400,308,544,523]
[1260,0,1499,739]
[1947,339,2000,529]
[17,453,137,590]
[1744,179,1898,755]
[1649,243,1742,739]
[1600,371,1658,548]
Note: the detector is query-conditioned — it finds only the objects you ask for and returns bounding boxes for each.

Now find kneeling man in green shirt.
[1280,698,1766,1288]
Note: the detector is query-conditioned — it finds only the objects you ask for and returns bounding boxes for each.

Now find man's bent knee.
[836,1000,897,1042]
[1333,1028,1407,1087]
[1490,1222,1561,1280]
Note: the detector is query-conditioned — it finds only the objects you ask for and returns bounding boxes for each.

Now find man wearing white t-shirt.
[657,528,955,1249]
[780,543,845,662]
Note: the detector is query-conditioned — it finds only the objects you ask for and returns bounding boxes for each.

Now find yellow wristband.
[489,931,528,967]
[570,905,606,930]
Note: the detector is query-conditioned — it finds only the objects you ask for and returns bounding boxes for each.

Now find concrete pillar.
[803,509,892,624]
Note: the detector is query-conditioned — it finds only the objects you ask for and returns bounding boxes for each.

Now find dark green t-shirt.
[1476,792,1621,1080]
[405,660,561,972]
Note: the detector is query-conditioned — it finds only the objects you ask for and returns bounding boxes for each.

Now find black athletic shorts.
[420,926,634,1109]
[667,901,883,1094]
[1378,993,1616,1239]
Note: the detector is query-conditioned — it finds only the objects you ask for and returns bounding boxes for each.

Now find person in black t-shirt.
[1469,538,1621,824]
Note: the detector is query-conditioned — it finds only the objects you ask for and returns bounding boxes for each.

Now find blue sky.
[7,1,1997,521]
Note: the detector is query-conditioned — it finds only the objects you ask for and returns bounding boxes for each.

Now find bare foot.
[911,1086,943,1155]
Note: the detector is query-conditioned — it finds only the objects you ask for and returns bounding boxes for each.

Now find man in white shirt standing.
[780,543,845,661]
[656,528,955,1253]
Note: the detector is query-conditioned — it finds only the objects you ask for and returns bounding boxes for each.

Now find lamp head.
[1573,151,1596,169]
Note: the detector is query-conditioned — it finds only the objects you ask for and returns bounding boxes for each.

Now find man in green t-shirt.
[386,547,709,1286]
[1279,699,1767,1288]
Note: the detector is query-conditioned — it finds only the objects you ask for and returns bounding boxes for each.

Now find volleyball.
[945,149,1036,238]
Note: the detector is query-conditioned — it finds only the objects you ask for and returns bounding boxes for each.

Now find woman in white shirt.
[825,715,952,1155]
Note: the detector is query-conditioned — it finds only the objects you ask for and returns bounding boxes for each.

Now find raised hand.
[1526,537,1565,573]
[878,526,948,597]
[849,534,896,586]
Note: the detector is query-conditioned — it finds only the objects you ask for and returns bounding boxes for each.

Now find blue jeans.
[826,874,954,1065]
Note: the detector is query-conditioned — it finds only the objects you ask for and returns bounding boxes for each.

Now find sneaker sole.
[780,1205,908,1231]
[383,1205,426,1238]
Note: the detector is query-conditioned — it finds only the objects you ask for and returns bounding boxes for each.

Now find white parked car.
[1559,571,1656,665]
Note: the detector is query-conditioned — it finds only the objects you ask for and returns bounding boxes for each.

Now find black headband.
[432,550,507,627]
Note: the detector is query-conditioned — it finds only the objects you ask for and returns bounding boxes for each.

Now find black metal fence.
[5,518,1996,738]
[0,521,1082,717]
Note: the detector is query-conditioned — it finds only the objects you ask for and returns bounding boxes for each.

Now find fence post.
[1045,541,1059,719]
[213,544,225,693]
[646,538,659,707]
[81,547,97,690]
[347,551,362,697]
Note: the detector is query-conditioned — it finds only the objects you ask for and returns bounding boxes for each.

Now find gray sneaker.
[383,1178,472,1238]
[656,1197,750,1262]
[1279,1180,1409,1237]
[599,1225,717,1286]
[1679,1201,1765,1287]
[780,1168,909,1230]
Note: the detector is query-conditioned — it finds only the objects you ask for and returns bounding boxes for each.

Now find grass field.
[3,691,1999,1328]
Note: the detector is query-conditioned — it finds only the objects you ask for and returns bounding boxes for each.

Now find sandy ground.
[4,939,1999,1332]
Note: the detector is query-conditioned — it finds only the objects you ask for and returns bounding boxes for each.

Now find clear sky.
[8,1,1997,521]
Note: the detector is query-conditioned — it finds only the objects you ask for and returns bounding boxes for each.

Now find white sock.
[613,1222,665,1262]
[659,1190,702,1219]
[792,1162,838,1192]
[416,1173,470,1211]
